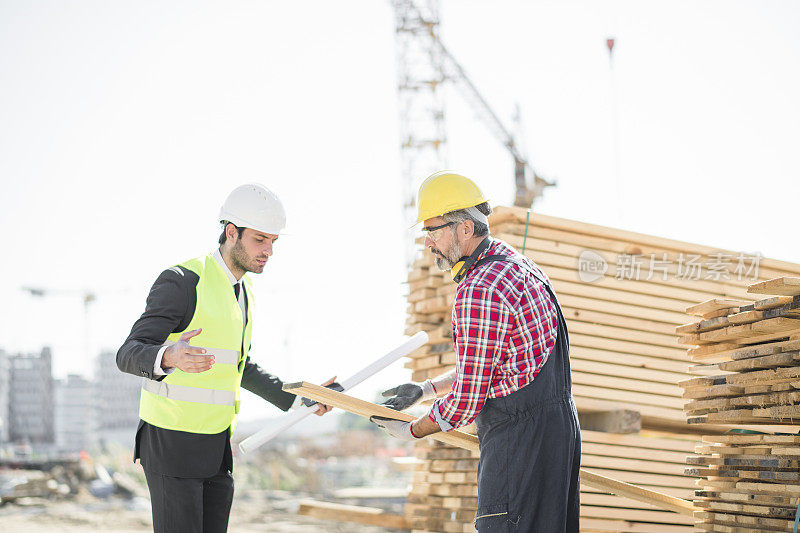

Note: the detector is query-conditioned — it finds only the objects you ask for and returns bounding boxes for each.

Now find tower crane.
[391,0,555,236]
[21,286,99,361]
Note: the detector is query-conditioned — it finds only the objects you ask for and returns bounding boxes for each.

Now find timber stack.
[679,277,800,532]
[404,206,800,532]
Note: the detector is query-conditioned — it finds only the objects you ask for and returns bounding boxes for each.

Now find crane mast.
[391,0,555,246]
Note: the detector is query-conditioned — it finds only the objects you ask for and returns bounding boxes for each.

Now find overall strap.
[474,254,572,391]
[474,254,549,288]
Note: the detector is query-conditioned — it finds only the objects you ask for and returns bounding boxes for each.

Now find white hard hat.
[218,183,286,235]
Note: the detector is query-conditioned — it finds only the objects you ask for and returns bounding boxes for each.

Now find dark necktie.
[234,283,247,327]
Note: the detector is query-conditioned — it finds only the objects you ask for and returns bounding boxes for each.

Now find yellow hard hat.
[414,171,488,225]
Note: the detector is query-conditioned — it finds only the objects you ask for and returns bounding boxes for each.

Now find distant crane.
[391,0,555,241]
[21,286,98,359]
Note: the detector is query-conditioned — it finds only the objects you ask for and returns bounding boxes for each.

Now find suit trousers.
[144,462,234,533]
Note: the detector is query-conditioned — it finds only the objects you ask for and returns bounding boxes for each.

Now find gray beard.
[433,240,463,271]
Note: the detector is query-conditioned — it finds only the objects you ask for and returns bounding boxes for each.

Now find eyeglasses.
[422,221,455,242]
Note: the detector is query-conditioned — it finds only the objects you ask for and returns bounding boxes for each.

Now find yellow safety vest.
[139,253,253,434]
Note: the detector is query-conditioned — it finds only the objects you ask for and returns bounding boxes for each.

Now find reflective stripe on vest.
[161,341,240,365]
[142,379,236,406]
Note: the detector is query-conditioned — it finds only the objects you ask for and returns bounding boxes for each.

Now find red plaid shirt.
[428,239,558,431]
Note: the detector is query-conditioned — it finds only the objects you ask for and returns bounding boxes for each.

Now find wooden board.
[489,206,800,276]
[284,382,698,517]
[748,277,800,297]
[282,382,478,452]
[687,299,746,317]
[297,499,410,529]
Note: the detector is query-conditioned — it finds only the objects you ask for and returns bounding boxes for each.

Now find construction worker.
[117,183,334,533]
[374,171,581,531]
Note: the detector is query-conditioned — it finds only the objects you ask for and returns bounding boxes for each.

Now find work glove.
[369,416,418,441]
[381,380,436,411]
[300,381,344,408]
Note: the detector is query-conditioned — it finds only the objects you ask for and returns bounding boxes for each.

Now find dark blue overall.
[472,255,581,532]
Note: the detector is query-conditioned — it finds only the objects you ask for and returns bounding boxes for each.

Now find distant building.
[0,349,9,444]
[96,350,141,447]
[9,347,54,444]
[54,374,97,453]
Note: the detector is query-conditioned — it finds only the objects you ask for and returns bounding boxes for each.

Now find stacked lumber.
[406,440,479,533]
[578,430,698,532]
[403,207,800,532]
[405,431,700,533]
[679,277,800,532]
[679,278,800,426]
[688,433,800,532]
[407,207,800,432]
[286,382,702,529]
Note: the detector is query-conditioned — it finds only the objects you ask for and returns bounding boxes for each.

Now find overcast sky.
[1,1,798,423]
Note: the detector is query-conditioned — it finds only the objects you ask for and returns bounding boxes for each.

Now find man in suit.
[117,183,333,533]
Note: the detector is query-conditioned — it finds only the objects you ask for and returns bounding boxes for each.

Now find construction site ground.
[0,489,397,532]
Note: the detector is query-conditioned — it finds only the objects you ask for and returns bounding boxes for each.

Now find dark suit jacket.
[117,264,297,478]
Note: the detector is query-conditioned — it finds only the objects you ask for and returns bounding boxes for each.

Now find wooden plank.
[752,404,800,420]
[558,293,690,325]
[748,277,800,297]
[571,371,683,397]
[579,470,697,516]
[285,383,698,517]
[697,317,800,344]
[573,396,686,427]
[500,232,759,300]
[701,434,800,445]
[754,296,795,311]
[568,321,679,349]
[582,442,689,463]
[695,490,798,507]
[578,502,695,523]
[569,347,692,384]
[718,352,800,372]
[676,317,730,335]
[549,279,696,315]
[570,347,691,375]
[564,307,678,335]
[579,410,641,433]
[704,308,743,320]
[730,339,800,360]
[569,333,689,361]
[726,365,800,386]
[490,220,790,290]
[581,429,699,453]
[579,517,693,532]
[697,500,796,519]
[697,510,792,530]
[687,299,746,317]
[574,384,684,409]
[582,454,690,476]
[490,206,800,276]
[726,310,764,325]
[688,343,747,363]
[297,500,410,529]
[536,263,722,307]
[282,382,479,452]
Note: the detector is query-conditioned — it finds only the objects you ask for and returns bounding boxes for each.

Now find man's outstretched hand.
[161,328,215,373]
[303,376,339,416]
